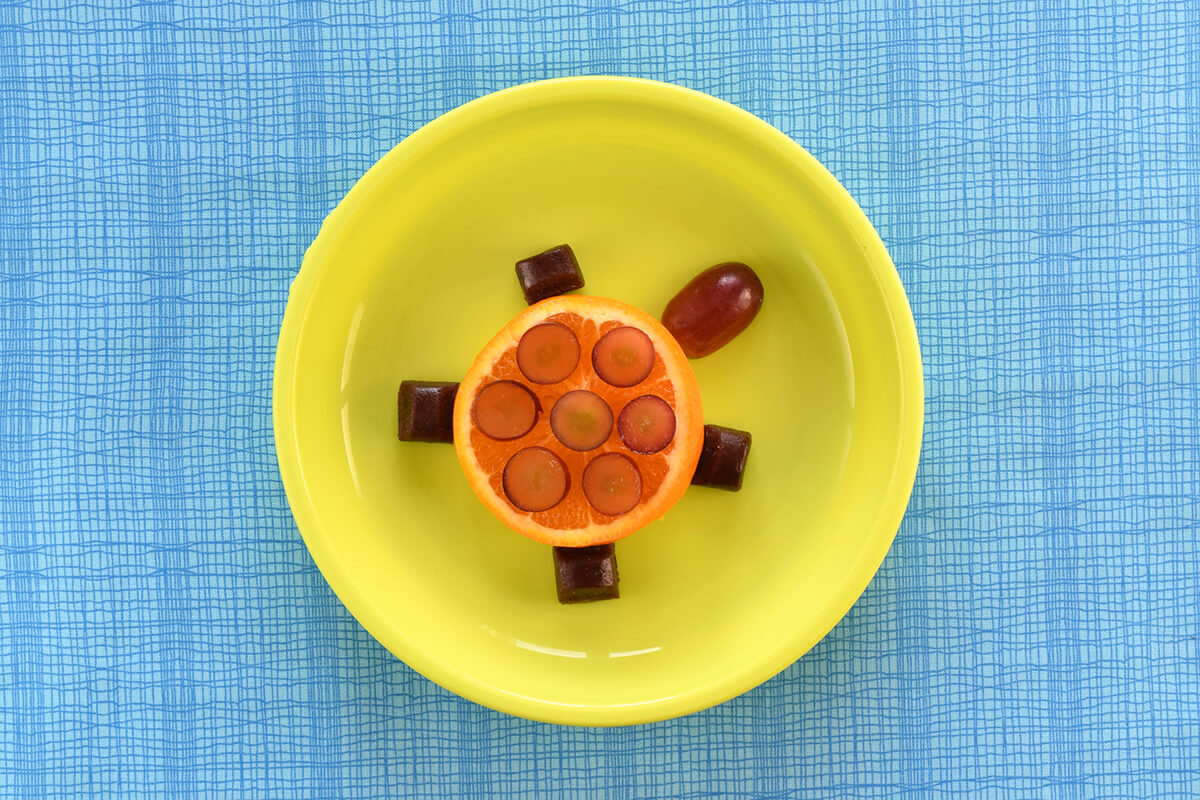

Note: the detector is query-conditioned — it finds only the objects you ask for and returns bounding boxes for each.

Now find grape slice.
[592,326,654,387]
[517,322,580,384]
[473,380,538,440]
[550,390,613,451]
[582,453,642,516]
[503,447,569,512]
[617,395,676,454]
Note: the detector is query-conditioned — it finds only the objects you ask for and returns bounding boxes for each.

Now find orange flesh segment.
[592,326,655,387]
[550,390,613,451]
[582,453,642,516]
[502,447,569,511]
[473,381,538,440]
[453,295,703,547]
[517,322,580,384]
[617,395,676,454]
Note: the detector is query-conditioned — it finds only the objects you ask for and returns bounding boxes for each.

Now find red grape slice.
[550,390,613,451]
[517,322,580,384]
[503,447,569,512]
[592,326,654,387]
[582,453,642,516]
[473,380,538,440]
[617,395,676,454]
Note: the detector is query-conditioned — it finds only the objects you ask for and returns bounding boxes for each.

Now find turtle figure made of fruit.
[398,245,763,604]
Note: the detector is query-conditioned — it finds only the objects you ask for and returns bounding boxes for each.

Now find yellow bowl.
[273,77,923,726]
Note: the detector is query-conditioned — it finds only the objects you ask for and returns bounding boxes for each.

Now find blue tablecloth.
[2,1,1197,797]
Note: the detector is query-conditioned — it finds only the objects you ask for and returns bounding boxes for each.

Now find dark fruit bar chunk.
[662,262,764,358]
[515,244,585,305]
[553,544,619,603]
[397,381,458,443]
[691,424,751,491]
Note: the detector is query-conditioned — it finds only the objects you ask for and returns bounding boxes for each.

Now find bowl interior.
[275,78,921,725]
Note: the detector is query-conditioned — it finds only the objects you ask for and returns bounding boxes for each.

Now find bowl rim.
[273,76,924,726]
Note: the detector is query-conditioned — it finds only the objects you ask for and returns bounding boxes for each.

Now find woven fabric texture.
[1,1,1198,797]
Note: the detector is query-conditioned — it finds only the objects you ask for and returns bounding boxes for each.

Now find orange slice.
[453,295,704,546]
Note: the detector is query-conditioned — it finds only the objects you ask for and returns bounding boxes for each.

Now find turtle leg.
[515,244,585,305]
[397,381,458,443]
[553,544,619,603]
[691,424,751,491]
